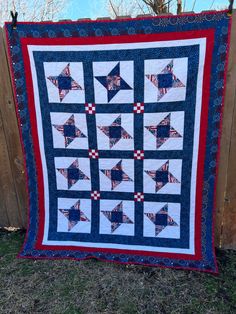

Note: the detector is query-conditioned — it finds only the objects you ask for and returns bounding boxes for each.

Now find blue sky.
[65,0,234,20]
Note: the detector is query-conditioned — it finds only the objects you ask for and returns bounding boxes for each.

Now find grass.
[0,230,235,314]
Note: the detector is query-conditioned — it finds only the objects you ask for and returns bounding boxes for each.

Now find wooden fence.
[0,11,236,249]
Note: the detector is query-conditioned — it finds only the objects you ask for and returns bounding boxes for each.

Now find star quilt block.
[100,200,135,236]
[57,198,91,233]
[144,58,187,103]
[55,157,91,190]
[99,159,134,192]
[44,62,85,103]
[93,61,134,103]
[144,112,184,150]
[51,112,88,149]
[6,10,231,273]
[96,113,134,150]
[143,202,180,238]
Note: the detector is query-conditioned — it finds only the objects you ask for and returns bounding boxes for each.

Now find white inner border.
[28,37,206,254]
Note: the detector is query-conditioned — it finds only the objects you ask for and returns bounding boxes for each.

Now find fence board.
[0,27,27,227]
[222,92,236,249]
[215,10,236,248]
[0,111,11,227]
[0,28,20,227]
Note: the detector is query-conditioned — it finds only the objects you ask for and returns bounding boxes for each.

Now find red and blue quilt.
[5,10,231,273]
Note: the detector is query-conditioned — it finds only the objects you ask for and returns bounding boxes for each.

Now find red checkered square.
[89,149,99,159]
[134,150,144,160]
[91,191,101,200]
[134,192,144,202]
[133,102,144,113]
[85,103,96,114]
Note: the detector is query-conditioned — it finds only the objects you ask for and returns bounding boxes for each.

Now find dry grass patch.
[0,230,235,314]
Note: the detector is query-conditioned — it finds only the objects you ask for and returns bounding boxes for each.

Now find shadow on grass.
[0,229,235,314]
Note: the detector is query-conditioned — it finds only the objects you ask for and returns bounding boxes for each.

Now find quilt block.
[5,10,231,272]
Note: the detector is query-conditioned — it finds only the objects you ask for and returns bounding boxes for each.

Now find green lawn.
[0,230,235,314]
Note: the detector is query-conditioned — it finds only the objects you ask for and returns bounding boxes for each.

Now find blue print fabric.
[5,10,231,273]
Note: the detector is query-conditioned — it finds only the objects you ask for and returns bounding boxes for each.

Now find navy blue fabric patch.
[63,125,75,137]
[111,169,122,181]
[111,211,123,223]
[109,126,121,138]
[67,168,80,180]
[156,214,167,226]
[157,73,173,88]
[156,171,168,183]
[156,125,170,138]
[69,209,80,221]
[58,76,72,90]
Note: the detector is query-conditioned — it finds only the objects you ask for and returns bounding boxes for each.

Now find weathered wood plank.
[76,18,91,21]
[96,17,112,20]
[215,11,236,247]
[0,110,11,227]
[0,27,27,227]
[113,15,132,19]
[223,92,236,249]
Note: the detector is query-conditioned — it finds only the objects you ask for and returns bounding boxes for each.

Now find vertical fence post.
[215,10,236,248]
[0,27,27,228]
[222,95,236,248]
[218,10,236,249]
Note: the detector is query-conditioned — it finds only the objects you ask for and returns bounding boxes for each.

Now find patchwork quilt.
[5,10,231,273]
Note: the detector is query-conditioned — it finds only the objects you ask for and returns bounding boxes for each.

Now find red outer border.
[18,29,215,261]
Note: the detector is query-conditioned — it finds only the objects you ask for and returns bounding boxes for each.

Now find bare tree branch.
[192,0,197,11]
[0,0,67,24]
[136,0,147,15]
[141,0,168,14]
[108,0,119,17]
[210,0,216,10]
[107,0,148,18]
[107,0,172,18]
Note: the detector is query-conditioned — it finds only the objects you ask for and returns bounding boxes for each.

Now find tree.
[107,0,179,18]
[177,0,182,14]
[142,0,168,14]
[0,0,67,24]
[107,0,148,18]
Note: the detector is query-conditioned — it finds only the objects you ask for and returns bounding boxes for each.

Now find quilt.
[5,10,231,273]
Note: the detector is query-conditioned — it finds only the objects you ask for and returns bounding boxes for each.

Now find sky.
[65,0,234,20]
